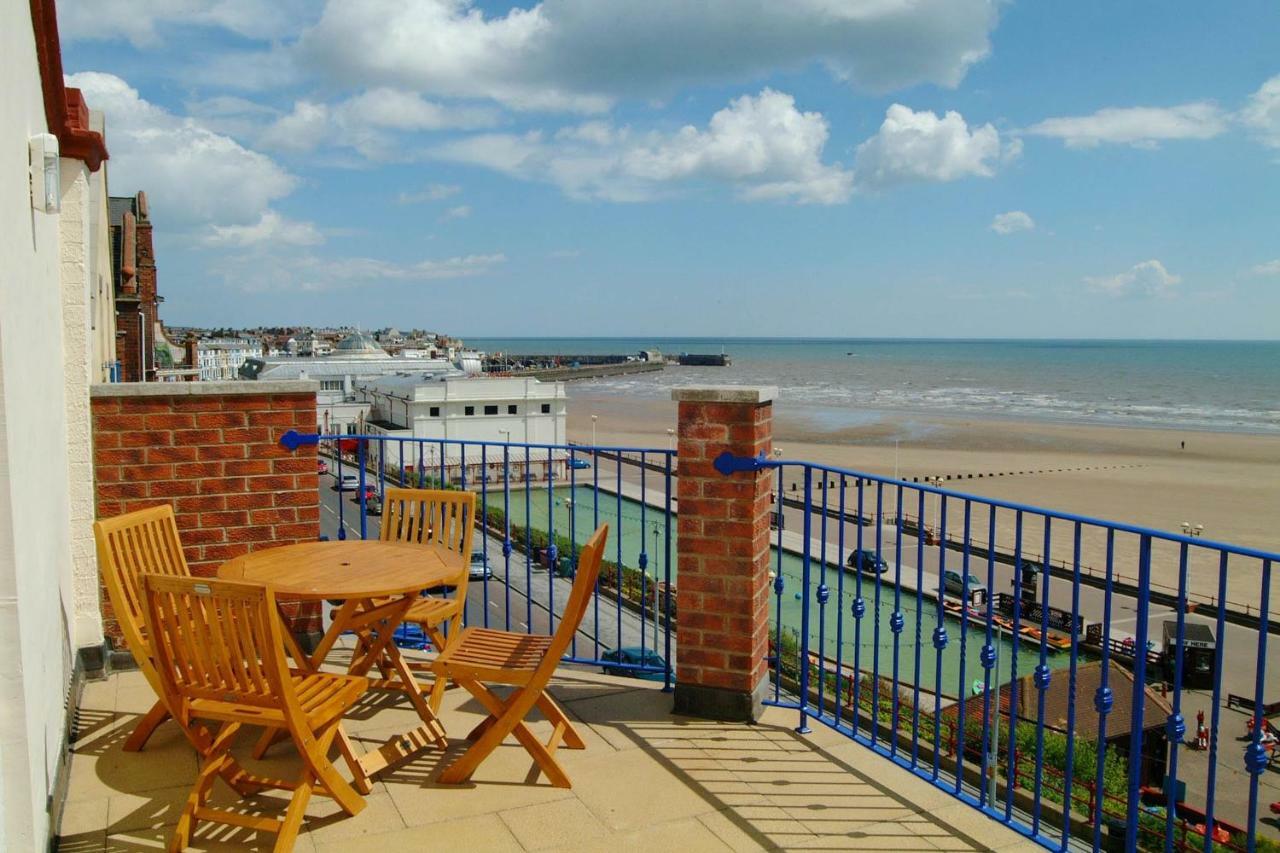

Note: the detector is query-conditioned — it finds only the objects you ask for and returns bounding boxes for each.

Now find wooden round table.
[218,539,465,793]
[218,539,459,599]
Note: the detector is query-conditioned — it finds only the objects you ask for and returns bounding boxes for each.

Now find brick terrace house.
[109,192,160,382]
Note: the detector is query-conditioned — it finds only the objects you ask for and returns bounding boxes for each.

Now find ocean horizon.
[463,337,1280,436]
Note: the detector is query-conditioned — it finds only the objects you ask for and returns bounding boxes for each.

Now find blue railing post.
[797,465,813,734]
[1124,534,1154,853]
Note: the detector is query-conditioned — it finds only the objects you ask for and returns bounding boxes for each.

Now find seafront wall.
[492,360,664,381]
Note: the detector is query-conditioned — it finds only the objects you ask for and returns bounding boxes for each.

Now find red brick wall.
[673,389,774,715]
[90,382,320,648]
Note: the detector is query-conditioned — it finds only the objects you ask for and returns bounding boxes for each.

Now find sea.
[463,338,1280,435]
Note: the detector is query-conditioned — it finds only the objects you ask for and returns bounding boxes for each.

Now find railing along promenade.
[278,424,1278,852]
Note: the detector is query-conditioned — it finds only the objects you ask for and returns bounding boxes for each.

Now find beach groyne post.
[671,385,776,722]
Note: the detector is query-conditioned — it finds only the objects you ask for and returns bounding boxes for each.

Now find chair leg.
[171,722,241,852]
[534,693,586,750]
[464,689,584,751]
[251,726,287,760]
[273,779,313,853]
[296,718,366,818]
[333,723,374,796]
[123,700,171,752]
[183,721,268,798]
[423,622,455,713]
[439,679,572,788]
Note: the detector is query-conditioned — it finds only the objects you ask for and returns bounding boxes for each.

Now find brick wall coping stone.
[671,385,777,404]
[91,380,318,397]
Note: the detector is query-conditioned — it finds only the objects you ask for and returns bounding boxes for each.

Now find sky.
[59,0,1280,339]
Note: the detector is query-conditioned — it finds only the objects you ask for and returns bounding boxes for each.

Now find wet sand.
[568,392,1280,611]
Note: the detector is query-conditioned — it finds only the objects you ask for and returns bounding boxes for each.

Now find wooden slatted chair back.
[144,575,290,713]
[381,488,476,590]
[381,488,476,555]
[93,504,191,666]
[538,524,608,675]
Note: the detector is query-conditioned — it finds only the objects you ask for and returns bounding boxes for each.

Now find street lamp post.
[590,414,597,447]
[927,476,944,541]
[1181,521,1204,538]
[497,429,511,482]
[666,428,675,452]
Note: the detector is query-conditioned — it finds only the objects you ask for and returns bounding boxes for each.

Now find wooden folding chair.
[145,574,369,852]
[432,524,608,788]
[373,488,476,709]
[93,505,194,752]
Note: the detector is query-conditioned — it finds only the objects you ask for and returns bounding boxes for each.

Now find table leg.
[329,596,449,788]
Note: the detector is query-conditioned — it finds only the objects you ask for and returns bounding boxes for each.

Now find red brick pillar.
[90,380,322,657]
[672,386,775,721]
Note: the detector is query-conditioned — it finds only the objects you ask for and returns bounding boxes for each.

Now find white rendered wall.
[0,7,79,847]
[59,155,107,649]
[88,111,115,382]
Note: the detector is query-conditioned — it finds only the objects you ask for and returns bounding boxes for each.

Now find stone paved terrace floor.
[58,654,1038,852]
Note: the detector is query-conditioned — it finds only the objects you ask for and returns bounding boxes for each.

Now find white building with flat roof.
[357,375,568,485]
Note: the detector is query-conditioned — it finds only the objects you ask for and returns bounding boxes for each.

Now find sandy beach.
[568,390,1280,612]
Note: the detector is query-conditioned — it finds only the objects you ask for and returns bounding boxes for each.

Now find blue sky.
[59,1,1280,338]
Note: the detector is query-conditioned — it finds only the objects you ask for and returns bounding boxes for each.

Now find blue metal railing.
[715,450,1278,853]
[281,431,675,688]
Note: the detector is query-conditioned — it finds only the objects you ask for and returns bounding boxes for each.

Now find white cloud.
[853,104,1013,190]
[439,205,472,221]
[397,184,462,204]
[296,0,997,112]
[60,0,314,46]
[1085,260,1181,297]
[432,89,852,204]
[259,90,499,159]
[990,210,1035,234]
[1245,259,1280,277]
[1240,75,1280,148]
[204,211,323,248]
[214,252,507,292]
[66,71,298,229]
[1027,102,1228,149]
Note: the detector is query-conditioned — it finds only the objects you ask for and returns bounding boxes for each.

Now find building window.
[507,404,518,414]
[429,406,440,417]
[484,405,498,415]
[541,403,551,414]
[465,406,475,416]
[320,379,343,391]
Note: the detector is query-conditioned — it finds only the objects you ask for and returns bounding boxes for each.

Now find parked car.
[601,647,667,682]
[468,551,492,580]
[943,570,985,597]
[317,459,328,475]
[567,457,591,470]
[846,549,888,575]
[333,472,359,491]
